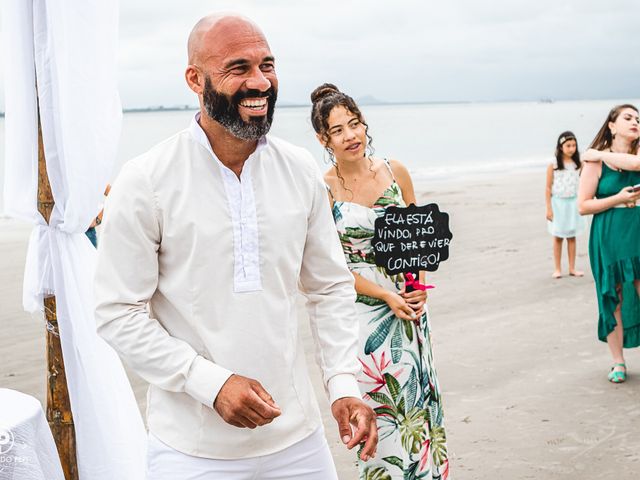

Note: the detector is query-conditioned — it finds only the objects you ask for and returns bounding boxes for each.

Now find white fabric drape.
[2,1,147,479]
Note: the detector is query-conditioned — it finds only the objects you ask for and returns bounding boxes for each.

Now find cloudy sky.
[1,0,639,109]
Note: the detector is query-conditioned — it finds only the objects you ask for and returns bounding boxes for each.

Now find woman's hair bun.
[310,83,340,104]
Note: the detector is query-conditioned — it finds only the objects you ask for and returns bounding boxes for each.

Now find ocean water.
[1,98,639,214]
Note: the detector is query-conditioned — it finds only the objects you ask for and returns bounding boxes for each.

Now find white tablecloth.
[0,389,64,480]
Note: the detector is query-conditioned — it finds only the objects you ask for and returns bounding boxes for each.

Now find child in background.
[545,131,585,278]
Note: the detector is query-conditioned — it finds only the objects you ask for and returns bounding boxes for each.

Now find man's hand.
[214,374,281,429]
[331,397,378,462]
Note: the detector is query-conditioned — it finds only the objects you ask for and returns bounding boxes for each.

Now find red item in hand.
[404,272,435,291]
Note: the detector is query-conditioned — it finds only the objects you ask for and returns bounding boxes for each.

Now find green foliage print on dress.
[390,322,403,363]
[344,226,375,239]
[364,312,396,354]
[364,303,397,355]
[364,305,417,359]
[374,183,403,208]
[362,466,393,480]
[400,407,429,454]
[339,225,377,265]
[430,424,448,468]
[357,293,386,306]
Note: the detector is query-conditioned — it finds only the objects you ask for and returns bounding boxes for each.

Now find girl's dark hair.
[589,104,639,154]
[554,131,581,170]
[310,83,374,157]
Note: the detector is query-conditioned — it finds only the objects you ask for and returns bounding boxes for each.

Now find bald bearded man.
[94,13,377,479]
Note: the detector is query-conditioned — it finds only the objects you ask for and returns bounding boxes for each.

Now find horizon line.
[1,95,639,117]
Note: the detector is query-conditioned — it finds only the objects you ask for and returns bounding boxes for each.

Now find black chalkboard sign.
[372,203,452,275]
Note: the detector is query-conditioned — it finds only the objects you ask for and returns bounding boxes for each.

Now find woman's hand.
[399,288,427,318]
[382,292,416,321]
[582,149,602,163]
[546,208,553,221]
[615,186,640,207]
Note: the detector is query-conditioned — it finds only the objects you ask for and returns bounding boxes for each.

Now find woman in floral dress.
[310,83,449,480]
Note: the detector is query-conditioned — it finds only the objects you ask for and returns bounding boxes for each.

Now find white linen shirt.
[94,117,361,459]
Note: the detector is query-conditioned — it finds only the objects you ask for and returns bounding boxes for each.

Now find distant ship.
[539,98,554,104]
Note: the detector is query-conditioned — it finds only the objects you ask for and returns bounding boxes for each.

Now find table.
[0,389,64,480]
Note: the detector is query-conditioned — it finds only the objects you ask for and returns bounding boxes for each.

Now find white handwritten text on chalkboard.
[372,204,452,274]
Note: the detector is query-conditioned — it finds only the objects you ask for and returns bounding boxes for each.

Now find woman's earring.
[612,130,617,139]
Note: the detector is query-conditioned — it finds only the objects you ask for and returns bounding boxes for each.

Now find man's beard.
[202,76,277,141]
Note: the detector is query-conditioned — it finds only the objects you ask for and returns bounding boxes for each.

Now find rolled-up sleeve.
[94,160,232,409]
[298,158,361,404]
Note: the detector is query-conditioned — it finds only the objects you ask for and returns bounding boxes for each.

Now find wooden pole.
[37,103,79,480]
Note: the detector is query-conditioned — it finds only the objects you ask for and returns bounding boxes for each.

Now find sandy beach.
[1,169,639,479]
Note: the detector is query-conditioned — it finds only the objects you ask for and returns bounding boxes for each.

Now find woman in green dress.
[578,104,640,383]
[310,83,449,480]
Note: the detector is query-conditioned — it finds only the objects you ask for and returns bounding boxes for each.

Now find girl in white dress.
[545,131,585,278]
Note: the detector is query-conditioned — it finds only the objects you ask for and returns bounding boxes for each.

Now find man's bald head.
[184,13,277,141]
[187,14,268,65]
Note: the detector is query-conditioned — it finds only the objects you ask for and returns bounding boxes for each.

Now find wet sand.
[1,170,639,479]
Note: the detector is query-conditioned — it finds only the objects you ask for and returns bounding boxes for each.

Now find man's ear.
[185,65,203,95]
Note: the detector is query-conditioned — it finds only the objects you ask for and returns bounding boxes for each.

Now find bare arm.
[545,164,554,221]
[352,272,415,321]
[583,149,640,171]
[390,159,417,205]
[577,161,640,215]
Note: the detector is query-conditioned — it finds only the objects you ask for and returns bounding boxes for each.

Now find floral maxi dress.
[330,170,449,480]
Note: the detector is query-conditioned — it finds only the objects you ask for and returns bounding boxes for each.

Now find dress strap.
[325,183,335,201]
[382,158,395,180]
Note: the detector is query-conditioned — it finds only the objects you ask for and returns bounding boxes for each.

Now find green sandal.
[608,363,627,383]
